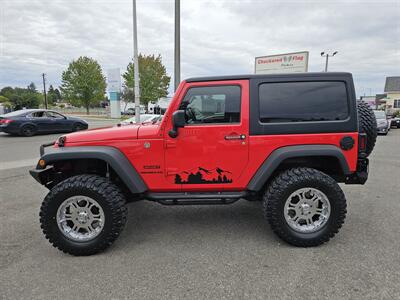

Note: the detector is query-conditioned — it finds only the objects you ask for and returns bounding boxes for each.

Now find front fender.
[31,146,147,194]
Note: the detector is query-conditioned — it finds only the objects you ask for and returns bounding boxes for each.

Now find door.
[45,111,68,132]
[165,80,249,192]
[29,111,53,133]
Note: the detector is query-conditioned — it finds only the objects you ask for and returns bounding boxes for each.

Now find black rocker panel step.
[146,191,247,205]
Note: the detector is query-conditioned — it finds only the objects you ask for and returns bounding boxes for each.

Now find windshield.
[373,111,386,119]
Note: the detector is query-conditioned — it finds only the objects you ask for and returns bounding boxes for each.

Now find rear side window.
[259,81,349,123]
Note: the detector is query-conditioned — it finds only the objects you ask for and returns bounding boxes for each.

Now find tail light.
[358,133,367,157]
[0,119,13,124]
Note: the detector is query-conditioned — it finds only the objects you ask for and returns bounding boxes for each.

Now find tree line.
[0,54,170,114]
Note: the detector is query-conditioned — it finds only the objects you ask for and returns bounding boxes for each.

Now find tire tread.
[39,174,127,256]
[264,167,347,247]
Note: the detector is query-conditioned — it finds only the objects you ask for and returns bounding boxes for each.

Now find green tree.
[0,87,14,99]
[0,86,41,109]
[27,82,37,92]
[61,56,106,114]
[0,95,12,109]
[47,85,62,105]
[121,87,134,111]
[122,54,170,106]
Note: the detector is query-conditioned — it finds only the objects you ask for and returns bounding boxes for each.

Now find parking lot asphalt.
[0,128,399,299]
[0,119,118,170]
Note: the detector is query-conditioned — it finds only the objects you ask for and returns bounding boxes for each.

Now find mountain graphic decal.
[175,167,233,184]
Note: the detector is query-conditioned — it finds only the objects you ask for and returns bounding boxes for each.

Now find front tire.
[264,168,347,247]
[39,175,127,255]
[72,123,85,132]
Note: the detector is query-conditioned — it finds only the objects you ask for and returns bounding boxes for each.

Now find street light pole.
[320,51,338,72]
[42,73,48,109]
[132,0,140,123]
[324,55,329,72]
[174,0,180,91]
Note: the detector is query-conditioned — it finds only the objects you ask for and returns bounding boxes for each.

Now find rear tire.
[39,175,127,256]
[264,168,347,247]
[357,100,377,157]
[20,124,36,137]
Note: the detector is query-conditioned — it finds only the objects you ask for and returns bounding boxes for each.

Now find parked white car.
[120,114,162,125]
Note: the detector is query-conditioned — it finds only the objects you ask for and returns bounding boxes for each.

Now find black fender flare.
[246,145,350,192]
[37,146,147,194]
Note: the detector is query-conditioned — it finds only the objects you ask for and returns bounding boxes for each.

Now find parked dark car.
[0,109,88,136]
[390,116,400,128]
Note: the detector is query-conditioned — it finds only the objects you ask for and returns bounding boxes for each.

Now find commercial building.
[380,76,400,114]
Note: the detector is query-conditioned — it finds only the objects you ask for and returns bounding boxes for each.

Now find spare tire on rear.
[357,100,377,157]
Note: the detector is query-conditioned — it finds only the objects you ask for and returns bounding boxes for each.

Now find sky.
[0,0,399,97]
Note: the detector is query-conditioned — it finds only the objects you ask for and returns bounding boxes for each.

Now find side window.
[179,85,241,124]
[30,111,45,118]
[46,111,64,119]
[259,81,349,123]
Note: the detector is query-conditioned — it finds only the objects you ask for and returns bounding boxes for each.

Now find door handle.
[224,134,246,140]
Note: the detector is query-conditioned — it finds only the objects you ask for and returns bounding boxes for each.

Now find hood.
[66,116,88,123]
[63,124,140,144]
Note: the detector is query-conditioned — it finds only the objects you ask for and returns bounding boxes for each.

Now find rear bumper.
[345,158,369,184]
[0,124,18,134]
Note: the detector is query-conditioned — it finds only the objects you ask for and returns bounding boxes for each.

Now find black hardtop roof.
[186,72,352,83]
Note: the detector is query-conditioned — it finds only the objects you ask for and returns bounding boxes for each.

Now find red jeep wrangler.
[30,72,377,255]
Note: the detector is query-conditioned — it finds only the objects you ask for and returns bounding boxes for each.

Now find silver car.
[373,110,390,135]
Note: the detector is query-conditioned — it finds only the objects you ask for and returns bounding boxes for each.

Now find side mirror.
[169,110,185,138]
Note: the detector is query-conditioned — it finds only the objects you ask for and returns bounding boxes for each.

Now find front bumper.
[29,141,57,186]
[377,123,389,133]
[29,166,54,185]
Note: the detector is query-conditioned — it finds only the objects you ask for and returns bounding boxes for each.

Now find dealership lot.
[0,125,399,299]
[0,118,117,170]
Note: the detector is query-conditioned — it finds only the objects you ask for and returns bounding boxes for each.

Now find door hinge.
[166,168,178,176]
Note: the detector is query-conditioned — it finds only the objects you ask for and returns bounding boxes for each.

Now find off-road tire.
[39,174,127,256]
[20,124,36,137]
[264,168,347,247]
[357,100,377,157]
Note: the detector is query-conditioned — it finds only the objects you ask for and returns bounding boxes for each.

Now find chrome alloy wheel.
[56,196,105,242]
[284,188,331,233]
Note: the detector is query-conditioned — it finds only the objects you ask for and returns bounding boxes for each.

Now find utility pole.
[132,0,140,123]
[42,73,48,109]
[174,0,180,91]
[320,51,338,72]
